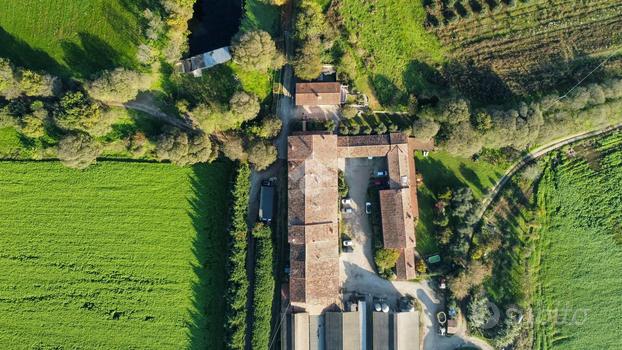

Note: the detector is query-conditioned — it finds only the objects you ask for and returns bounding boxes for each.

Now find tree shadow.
[442,59,514,106]
[0,26,69,77]
[458,163,484,195]
[101,2,143,47]
[186,161,235,350]
[370,74,404,107]
[403,60,447,98]
[61,32,134,79]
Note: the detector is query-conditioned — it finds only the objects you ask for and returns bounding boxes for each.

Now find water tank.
[381,303,389,313]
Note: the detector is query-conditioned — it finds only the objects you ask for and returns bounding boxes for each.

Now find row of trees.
[250,223,275,350]
[415,78,622,158]
[425,0,530,28]
[293,0,327,80]
[224,163,252,350]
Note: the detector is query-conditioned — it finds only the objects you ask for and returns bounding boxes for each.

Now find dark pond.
[187,0,243,56]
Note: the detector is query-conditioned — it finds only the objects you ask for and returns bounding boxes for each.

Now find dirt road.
[477,122,622,218]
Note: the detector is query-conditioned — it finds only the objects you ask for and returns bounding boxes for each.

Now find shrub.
[362,124,373,135]
[341,106,358,119]
[57,133,101,169]
[375,122,388,134]
[338,122,350,135]
[338,169,349,197]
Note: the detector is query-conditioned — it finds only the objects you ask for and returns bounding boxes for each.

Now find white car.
[341,198,352,205]
[376,170,388,177]
[343,207,353,214]
[365,202,371,214]
[342,239,353,247]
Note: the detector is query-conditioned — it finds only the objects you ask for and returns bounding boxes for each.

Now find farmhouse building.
[295,82,347,106]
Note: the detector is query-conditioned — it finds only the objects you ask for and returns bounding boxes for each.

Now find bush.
[224,163,251,350]
[250,224,275,350]
[57,133,101,169]
[338,169,349,197]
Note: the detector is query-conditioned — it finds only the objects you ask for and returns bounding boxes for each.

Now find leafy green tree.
[19,107,48,138]
[374,248,400,272]
[341,106,358,119]
[472,111,493,132]
[375,122,388,134]
[18,70,57,97]
[230,91,260,122]
[247,140,277,171]
[293,37,322,80]
[86,68,152,103]
[294,0,326,41]
[411,118,440,140]
[362,124,373,135]
[338,122,350,135]
[53,92,101,133]
[468,294,493,329]
[220,133,248,162]
[350,123,361,135]
[251,116,282,139]
[232,30,284,72]
[0,58,20,99]
[57,133,101,169]
[156,128,216,166]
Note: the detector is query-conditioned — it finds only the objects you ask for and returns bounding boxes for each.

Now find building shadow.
[185,161,235,350]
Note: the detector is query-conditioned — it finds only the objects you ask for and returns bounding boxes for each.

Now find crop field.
[415,151,503,254]
[0,161,233,349]
[335,0,446,107]
[0,0,143,78]
[427,0,622,101]
[532,133,622,349]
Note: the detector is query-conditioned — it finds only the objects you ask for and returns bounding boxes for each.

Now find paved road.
[477,122,622,219]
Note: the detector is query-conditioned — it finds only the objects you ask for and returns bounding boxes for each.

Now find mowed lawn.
[0,161,233,349]
[534,140,622,349]
[0,0,143,78]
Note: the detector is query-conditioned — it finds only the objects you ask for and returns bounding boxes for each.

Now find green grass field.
[337,0,446,108]
[0,161,233,349]
[415,151,503,254]
[532,135,622,349]
[0,0,143,78]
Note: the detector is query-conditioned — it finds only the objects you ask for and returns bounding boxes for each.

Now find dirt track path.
[477,122,622,219]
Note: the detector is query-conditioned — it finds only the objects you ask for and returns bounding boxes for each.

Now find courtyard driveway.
[338,158,491,350]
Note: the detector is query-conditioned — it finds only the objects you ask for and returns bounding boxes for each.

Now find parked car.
[342,239,353,247]
[343,207,353,214]
[376,170,388,177]
[365,202,371,214]
[341,198,352,205]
